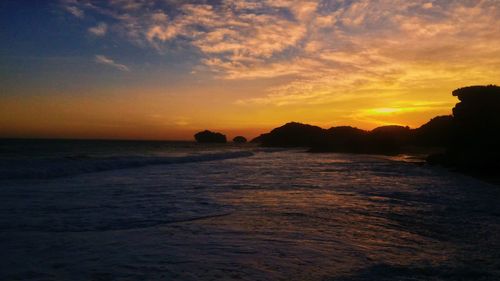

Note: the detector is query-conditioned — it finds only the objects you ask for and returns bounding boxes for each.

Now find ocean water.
[1,140,499,280]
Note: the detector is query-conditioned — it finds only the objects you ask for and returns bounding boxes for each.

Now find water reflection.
[1,151,499,280]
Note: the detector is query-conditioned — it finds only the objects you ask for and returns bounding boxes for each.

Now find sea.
[1,139,499,281]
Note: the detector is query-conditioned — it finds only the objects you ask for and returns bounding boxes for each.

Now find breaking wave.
[0,150,254,180]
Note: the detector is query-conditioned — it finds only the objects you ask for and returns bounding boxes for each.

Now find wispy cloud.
[66,0,500,107]
[64,5,84,18]
[88,23,107,36]
[94,55,130,71]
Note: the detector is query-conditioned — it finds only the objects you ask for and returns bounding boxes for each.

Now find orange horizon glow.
[0,89,458,141]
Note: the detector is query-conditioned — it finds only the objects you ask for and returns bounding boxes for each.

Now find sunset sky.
[1,0,500,140]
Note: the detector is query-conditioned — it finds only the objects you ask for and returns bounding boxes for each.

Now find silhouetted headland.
[252,122,416,154]
[251,122,324,147]
[232,136,247,143]
[427,85,500,176]
[252,85,500,176]
[194,130,227,143]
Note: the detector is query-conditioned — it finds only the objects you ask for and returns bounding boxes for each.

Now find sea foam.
[0,151,254,180]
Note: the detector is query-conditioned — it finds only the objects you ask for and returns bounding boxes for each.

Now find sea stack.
[194,130,227,143]
[233,136,247,143]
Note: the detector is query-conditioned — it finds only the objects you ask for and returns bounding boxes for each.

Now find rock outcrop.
[233,136,247,143]
[428,85,500,174]
[194,130,227,143]
[311,126,368,153]
[253,122,324,147]
[413,115,454,147]
[251,85,500,175]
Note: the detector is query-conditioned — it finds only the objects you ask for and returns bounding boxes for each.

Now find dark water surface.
[1,140,499,280]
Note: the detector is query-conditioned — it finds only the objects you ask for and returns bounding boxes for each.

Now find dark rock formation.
[252,85,500,175]
[367,125,412,154]
[250,134,265,143]
[194,130,227,143]
[314,125,413,154]
[452,85,500,141]
[311,126,368,153]
[428,85,500,174]
[254,122,325,147]
[255,122,414,154]
[233,136,247,143]
[413,115,453,147]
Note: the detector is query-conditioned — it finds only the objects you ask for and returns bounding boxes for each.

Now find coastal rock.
[250,134,265,143]
[233,136,247,143]
[253,85,500,172]
[194,130,227,143]
[311,126,368,153]
[368,125,412,154]
[256,122,415,154]
[413,115,453,147]
[254,122,325,147]
[428,85,500,174]
[452,85,500,136]
[314,125,412,154]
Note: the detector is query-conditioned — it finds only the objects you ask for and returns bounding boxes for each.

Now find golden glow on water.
[186,151,483,279]
[2,146,500,279]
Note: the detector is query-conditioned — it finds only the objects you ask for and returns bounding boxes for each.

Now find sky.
[1,0,500,140]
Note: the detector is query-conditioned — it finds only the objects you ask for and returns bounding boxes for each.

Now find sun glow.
[1,1,500,139]
[368,108,405,115]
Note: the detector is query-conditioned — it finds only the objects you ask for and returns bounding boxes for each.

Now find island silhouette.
[232,136,247,143]
[195,85,499,176]
[194,130,227,143]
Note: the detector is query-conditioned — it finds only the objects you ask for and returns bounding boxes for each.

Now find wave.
[0,150,254,180]
[3,211,235,233]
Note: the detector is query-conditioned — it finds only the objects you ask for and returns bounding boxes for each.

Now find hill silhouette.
[369,125,412,154]
[255,124,415,154]
[232,136,247,143]
[428,85,500,175]
[413,115,453,147]
[194,130,227,143]
[254,122,324,147]
[312,126,368,153]
[252,85,500,175]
